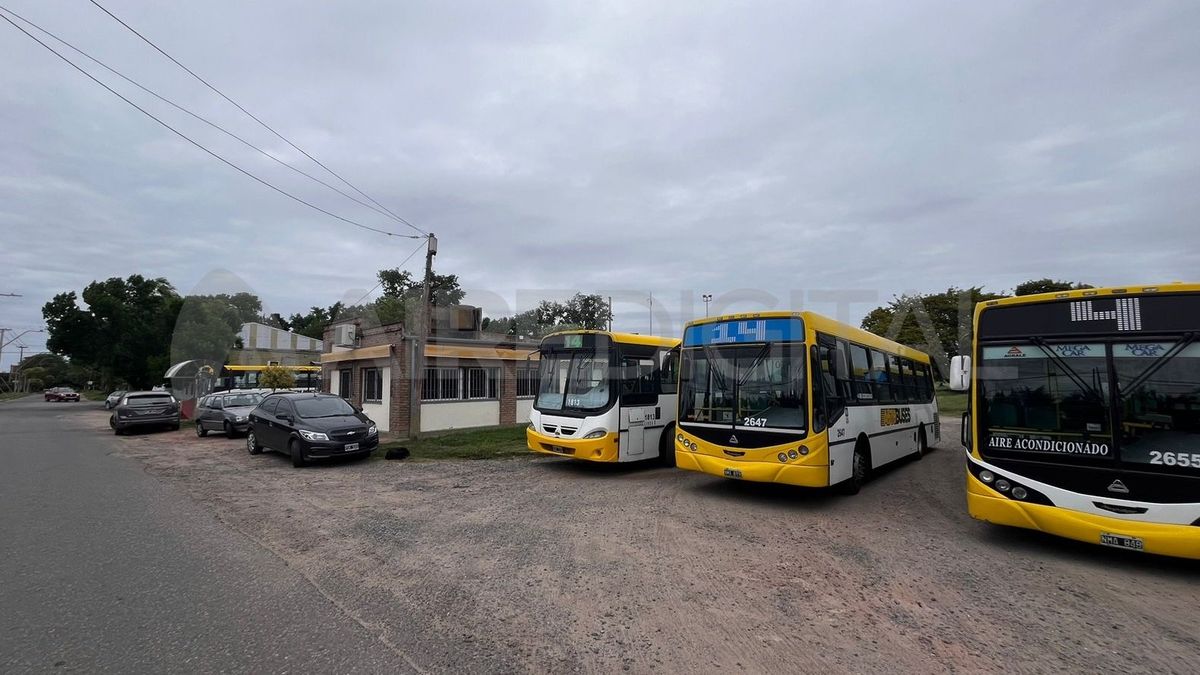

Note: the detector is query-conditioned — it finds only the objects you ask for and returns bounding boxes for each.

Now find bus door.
[618,347,662,458]
[817,337,853,484]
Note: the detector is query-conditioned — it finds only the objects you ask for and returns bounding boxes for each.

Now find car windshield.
[126,394,174,406]
[221,393,263,408]
[681,343,807,430]
[293,396,357,418]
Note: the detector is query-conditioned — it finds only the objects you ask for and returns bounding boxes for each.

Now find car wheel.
[289,438,308,468]
[171,424,181,432]
[247,429,263,455]
[196,422,208,438]
[223,421,236,438]
[840,439,870,495]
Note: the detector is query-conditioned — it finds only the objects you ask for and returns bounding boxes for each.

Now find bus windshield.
[680,344,806,430]
[535,350,612,413]
[1114,341,1200,476]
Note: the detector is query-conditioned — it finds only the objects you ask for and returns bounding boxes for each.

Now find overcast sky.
[2,0,1199,368]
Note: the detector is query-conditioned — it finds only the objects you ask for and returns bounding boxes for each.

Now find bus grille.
[542,424,578,437]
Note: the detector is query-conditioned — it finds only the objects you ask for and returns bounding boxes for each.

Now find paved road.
[0,396,415,674]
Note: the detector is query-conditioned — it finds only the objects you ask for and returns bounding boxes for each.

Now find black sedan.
[246,392,378,467]
[110,391,181,435]
[194,391,264,438]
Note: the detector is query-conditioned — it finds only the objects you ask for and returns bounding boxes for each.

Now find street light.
[702,294,713,317]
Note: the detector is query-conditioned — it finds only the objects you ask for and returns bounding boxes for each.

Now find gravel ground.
[80,409,1200,674]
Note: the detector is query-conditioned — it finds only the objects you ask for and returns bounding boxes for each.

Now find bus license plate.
[723,468,742,479]
[344,442,359,452]
[1100,533,1144,552]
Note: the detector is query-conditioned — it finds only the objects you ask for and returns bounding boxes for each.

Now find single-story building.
[320,314,539,436]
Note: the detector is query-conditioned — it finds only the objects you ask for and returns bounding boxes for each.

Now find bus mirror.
[948,355,971,391]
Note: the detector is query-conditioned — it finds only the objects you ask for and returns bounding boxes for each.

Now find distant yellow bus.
[527,330,681,464]
[675,312,938,493]
[950,283,1200,559]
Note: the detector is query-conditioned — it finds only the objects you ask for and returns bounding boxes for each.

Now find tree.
[259,365,296,390]
[171,293,264,367]
[486,294,612,338]
[378,269,465,307]
[1013,279,1093,296]
[43,275,182,389]
[860,287,1004,378]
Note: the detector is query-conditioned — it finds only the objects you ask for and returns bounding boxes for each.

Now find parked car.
[110,391,181,435]
[104,390,127,409]
[246,392,378,467]
[45,387,80,402]
[195,391,264,438]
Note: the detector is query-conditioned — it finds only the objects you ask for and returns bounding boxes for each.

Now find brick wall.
[499,360,517,424]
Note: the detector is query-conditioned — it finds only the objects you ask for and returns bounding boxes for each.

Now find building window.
[516,365,538,398]
[422,366,500,401]
[362,367,383,403]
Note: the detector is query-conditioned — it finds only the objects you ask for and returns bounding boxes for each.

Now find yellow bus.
[949,283,1200,559]
[675,312,938,493]
[527,330,681,464]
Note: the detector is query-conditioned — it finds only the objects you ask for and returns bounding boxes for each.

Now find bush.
[259,365,296,390]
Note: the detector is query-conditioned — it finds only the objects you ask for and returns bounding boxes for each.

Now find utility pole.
[409,233,437,440]
[647,293,653,335]
[607,296,613,332]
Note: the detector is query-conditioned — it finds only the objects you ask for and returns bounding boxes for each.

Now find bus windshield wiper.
[1121,332,1196,395]
[701,344,732,393]
[1030,337,1102,400]
[736,342,774,386]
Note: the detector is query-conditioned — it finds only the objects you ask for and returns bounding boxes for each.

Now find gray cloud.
[2,0,1199,368]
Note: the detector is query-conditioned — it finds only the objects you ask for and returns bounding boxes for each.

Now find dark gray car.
[110,391,181,435]
[195,391,263,438]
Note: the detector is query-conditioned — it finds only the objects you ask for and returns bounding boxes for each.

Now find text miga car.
[246,392,378,467]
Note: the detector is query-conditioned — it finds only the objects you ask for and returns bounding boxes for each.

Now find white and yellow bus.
[950,283,1200,559]
[675,312,938,493]
[527,330,681,464]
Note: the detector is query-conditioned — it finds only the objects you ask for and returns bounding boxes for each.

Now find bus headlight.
[676,433,685,443]
[1011,486,1028,500]
[798,446,809,456]
[979,470,995,484]
[994,479,1011,492]
[583,429,607,439]
[777,452,788,463]
[788,449,798,459]
[688,441,698,451]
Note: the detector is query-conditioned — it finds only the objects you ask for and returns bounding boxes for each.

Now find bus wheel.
[657,425,676,468]
[840,439,870,495]
[916,425,928,459]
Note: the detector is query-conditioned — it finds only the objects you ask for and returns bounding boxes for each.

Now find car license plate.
[344,442,359,452]
[723,468,742,479]
[1100,532,1144,552]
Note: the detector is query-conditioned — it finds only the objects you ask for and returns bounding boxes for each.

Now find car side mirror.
[948,355,971,391]
[276,412,293,424]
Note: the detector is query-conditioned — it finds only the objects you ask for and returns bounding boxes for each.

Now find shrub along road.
[5,398,1199,673]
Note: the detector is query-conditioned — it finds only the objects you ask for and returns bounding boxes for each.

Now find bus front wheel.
[657,425,676,468]
[840,439,870,495]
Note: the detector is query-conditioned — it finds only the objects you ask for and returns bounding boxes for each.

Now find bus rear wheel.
[916,425,928,459]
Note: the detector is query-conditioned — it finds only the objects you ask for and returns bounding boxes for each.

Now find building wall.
[420,400,500,432]
[360,365,392,433]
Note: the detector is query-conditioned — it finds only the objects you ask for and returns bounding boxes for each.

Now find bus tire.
[840,438,870,495]
[657,424,676,468]
[916,425,928,459]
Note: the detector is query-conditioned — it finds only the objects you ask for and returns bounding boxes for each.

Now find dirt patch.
[81,409,1200,673]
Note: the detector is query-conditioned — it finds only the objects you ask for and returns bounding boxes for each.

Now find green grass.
[374,425,532,461]
[936,388,969,416]
[0,391,28,401]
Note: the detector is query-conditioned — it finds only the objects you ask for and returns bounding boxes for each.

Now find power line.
[0,5,415,228]
[347,238,428,307]
[0,11,421,241]
[88,0,428,238]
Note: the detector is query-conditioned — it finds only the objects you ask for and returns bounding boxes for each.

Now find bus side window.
[849,343,873,401]
[660,348,679,395]
[870,349,892,402]
[834,340,853,402]
[620,355,658,406]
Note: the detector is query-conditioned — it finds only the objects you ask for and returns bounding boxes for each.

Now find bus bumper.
[967,474,1200,560]
[675,450,828,487]
[527,428,620,462]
